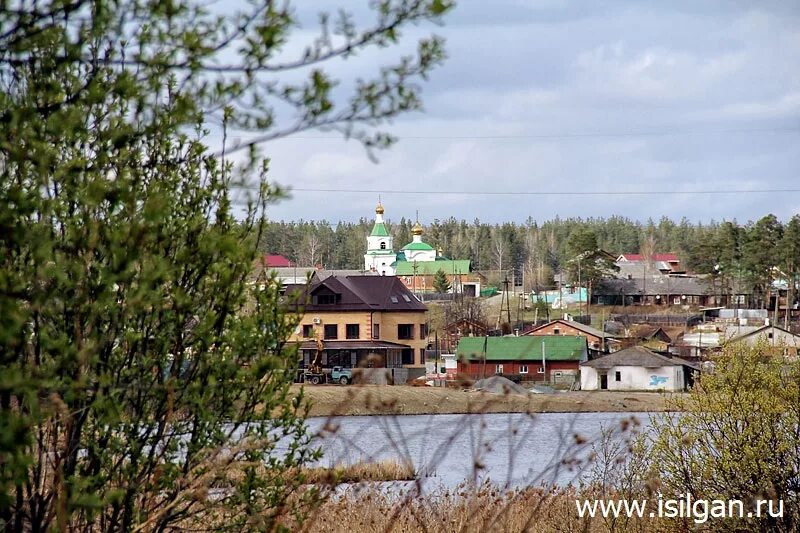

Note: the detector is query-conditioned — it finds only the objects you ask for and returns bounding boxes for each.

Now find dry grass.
[300,484,654,533]
[298,459,415,484]
[296,384,684,417]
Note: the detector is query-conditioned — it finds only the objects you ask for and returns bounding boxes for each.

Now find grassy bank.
[299,460,415,484]
[295,385,683,417]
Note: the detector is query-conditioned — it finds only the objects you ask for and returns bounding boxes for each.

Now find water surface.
[305,412,656,489]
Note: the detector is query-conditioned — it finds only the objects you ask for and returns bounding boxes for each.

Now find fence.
[414,292,457,302]
[611,314,703,327]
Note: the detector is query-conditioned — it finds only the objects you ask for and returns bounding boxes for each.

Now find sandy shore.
[294,385,684,417]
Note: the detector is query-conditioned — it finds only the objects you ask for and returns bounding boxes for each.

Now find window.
[372,323,380,339]
[398,324,414,340]
[324,324,338,340]
[553,327,560,335]
[519,365,528,374]
[615,371,621,382]
[537,367,545,374]
[380,241,386,249]
[346,324,360,339]
[390,296,399,303]
[768,331,774,339]
[302,325,313,338]
[402,294,411,302]
[317,294,337,305]
[495,364,504,374]
[419,323,428,339]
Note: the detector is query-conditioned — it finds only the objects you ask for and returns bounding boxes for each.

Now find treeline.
[259,214,800,298]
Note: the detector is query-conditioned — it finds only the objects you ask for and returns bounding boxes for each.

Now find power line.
[231,186,800,197]
[280,125,800,141]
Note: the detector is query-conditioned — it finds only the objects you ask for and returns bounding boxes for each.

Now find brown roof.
[285,275,427,312]
[525,319,616,340]
[581,346,698,370]
[298,340,411,351]
[628,325,672,342]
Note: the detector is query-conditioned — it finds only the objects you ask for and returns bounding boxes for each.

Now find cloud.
[253,1,800,224]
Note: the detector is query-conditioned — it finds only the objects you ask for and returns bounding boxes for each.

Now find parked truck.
[302,336,352,384]
[303,366,353,385]
[330,366,352,385]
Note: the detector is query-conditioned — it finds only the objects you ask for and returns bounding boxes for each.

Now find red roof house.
[261,254,294,268]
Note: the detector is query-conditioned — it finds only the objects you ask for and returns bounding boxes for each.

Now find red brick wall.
[458,360,579,381]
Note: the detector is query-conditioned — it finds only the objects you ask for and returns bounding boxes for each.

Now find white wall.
[581,365,685,391]
[580,367,599,390]
[403,248,436,262]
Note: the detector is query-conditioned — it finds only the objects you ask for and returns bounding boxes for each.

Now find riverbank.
[295,385,684,417]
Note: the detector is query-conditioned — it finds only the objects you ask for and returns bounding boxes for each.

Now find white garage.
[580,346,698,392]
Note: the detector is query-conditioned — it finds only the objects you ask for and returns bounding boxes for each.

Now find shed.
[580,346,698,391]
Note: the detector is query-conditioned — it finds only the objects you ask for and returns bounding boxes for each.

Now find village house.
[616,253,685,275]
[617,324,673,351]
[260,253,295,268]
[394,259,485,296]
[285,274,428,371]
[592,275,714,307]
[580,346,698,391]
[251,264,379,286]
[455,336,588,386]
[676,323,800,359]
[523,318,617,355]
[723,324,800,357]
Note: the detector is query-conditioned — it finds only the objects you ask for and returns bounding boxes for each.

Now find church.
[363,202,484,296]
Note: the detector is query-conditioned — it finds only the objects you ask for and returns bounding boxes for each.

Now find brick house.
[285,275,428,369]
[523,318,616,355]
[456,336,588,385]
[394,259,485,297]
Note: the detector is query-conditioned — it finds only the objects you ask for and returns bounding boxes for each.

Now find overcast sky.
[233,1,800,225]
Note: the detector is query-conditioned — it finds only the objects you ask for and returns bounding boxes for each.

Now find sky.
[228,1,800,225]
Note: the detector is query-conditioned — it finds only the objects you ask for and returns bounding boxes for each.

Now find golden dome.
[412,221,423,235]
[375,202,384,214]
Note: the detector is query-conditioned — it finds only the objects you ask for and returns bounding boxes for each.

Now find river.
[305,412,657,489]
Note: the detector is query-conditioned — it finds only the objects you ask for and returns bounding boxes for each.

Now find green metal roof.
[365,250,396,256]
[370,222,390,237]
[401,242,435,251]
[394,260,471,275]
[456,336,588,362]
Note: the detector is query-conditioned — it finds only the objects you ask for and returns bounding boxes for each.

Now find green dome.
[401,242,435,251]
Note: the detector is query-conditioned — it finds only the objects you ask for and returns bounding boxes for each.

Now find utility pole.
[541,339,546,384]
[482,334,488,380]
[577,257,582,318]
[601,308,606,353]
[774,286,780,329]
[786,270,793,330]
[435,330,441,387]
[642,262,646,306]
[498,276,512,329]
[412,260,418,295]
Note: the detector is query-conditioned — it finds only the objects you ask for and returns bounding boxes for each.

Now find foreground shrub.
[647,342,800,532]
